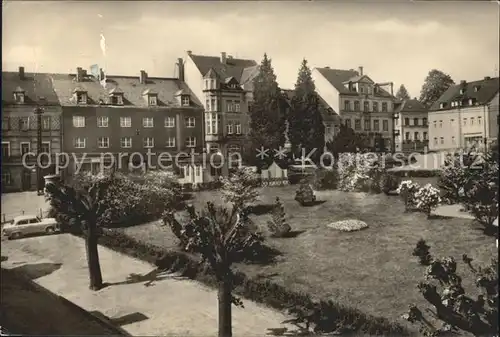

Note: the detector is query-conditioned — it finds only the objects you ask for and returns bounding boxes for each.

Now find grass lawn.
[117,185,496,333]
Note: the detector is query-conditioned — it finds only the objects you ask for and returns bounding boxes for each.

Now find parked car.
[2,215,58,240]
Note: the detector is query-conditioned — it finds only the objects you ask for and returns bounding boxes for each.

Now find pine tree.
[289,59,325,163]
[396,84,410,100]
[249,54,287,167]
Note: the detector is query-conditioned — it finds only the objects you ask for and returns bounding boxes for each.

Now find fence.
[1,208,50,224]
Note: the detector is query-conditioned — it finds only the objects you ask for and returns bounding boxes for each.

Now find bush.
[396,180,421,212]
[295,181,316,206]
[311,168,338,190]
[380,172,401,195]
[412,239,432,266]
[266,197,291,237]
[413,184,441,218]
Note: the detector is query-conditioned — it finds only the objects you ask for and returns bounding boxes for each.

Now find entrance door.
[22,169,32,191]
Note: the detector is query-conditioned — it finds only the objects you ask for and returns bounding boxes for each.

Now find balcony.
[205,134,221,142]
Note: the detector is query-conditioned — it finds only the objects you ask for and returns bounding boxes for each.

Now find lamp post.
[33,101,45,195]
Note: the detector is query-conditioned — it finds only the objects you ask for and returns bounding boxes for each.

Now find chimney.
[390,82,394,96]
[19,66,25,80]
[99,68,105,81]
[187,50,192,56]
[325,66,330,69]
[76,67,83,82]
[177,58,185,82]
[460,80,467,85]
[484,76,491,80]
[140,70,147,84]
[221,52,227,65]
[358,66,364,76]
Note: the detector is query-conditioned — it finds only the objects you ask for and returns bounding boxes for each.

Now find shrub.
[413,184,441,218]
[412,239,432,266]
[337,153,372,192]
[326,219,369,232]
[266,197,291,237]
[380,172,401,195]
[295,181,316,206]
[311,168,338,190]
[396,180,421,212]
[220,167,260,210]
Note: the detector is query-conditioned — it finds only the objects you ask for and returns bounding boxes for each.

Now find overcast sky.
[2,1,499,97]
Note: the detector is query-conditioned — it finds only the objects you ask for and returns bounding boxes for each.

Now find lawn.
[117,185,496,333]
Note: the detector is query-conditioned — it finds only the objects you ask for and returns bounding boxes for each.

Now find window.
[452,136,456,144]
[182,95,190,106]
[186,137,196,148]
[76,92,87,104]
[41,142,50,153]
[121,137,132,148]
[228,145,241,153]
[405,132,410,141]
[1,170,11,186]
[423,118,427,126]
[2,117,9,130]
[111,95,123,105]
[166,137,176,148]
[211,98,216,112]
[195,166,201,177]
[360,87,365,93]
[373,119,380,131]
[404,118,410,126]
[143,137,154,148]
[364,119,370,131]
[97,137,109,148]
[234,101,241,112]
[227,100,234,112]
[148,95,157,106]
[74,138,86,148]
[413,118,419,126]
[439,120,443,128]
[423,132,428,140]
[1,142,10,157]
[185,117,195,128]
[433,121,437,128]
[354,101,360,111]
[470,117,474,125]
[20,117,30,130]
[143,117,154,128]
[97,116,108,127]
[354,119,361,130]
[120,117,131,128]
[345,119,351,128]
[165,117,175,128]
[20,142,30,156]
[372,102,378,112]
[414,132,419,140]
[382,102,388,112]
[14,92,25,103]
[434,137,438,145]
[344,100,350,111]
[382,120,389,131]
[440,137,444,145]
[73,116,85,128]
[478,116,482,125]
[227,123,234,134]
[463,118,467,126]
[363,101,369,112]
[42,116,51,130]
[235,123,242,134]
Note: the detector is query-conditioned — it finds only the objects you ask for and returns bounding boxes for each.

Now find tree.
[45,176,110,290]
[404,243,498,337]
[220,167,260,211]
[396,84,411,101]
[249,53,287,167]
[326,124,367,156]
[419,69,455,107]
[163,203,263,337]
[288,59,325,162]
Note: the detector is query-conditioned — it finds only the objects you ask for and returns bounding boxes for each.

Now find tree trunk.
[86,222,103,291]
[218,277,232,337]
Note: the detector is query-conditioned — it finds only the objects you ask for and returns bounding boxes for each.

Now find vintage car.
[2,215,58,240]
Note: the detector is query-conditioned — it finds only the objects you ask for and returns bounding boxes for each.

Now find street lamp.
[33,98,45,195]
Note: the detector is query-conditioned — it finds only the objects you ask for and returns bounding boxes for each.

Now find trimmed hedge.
[94,229,408,336]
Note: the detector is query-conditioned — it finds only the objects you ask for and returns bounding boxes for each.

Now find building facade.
[394,98,429,153]
[1,67,62,192]
[428,77,499,152]
[311,66,397,151]
[50,67,204,182]
[180,51,259,168]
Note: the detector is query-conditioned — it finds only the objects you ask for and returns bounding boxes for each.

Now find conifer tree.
[396,84,411,101]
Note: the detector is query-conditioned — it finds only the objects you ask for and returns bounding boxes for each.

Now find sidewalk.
[1,234,292,336]
[432,204,475,220]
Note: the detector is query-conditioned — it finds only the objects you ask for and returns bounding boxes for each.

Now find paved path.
[432,204,475,220]
[1,234,292,336]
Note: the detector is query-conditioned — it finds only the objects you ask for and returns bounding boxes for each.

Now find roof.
[49,73,202,108]
[1,72,60,105]
[430,77,500,111]
[281,88,339,123]
[314,67,393,98]
[189,53,258,90]
[397,99,427,114]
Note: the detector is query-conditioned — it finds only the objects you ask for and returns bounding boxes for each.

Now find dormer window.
[474,85,480,92]
[181,95,190,106]
[148,95,157,106]
[13,86,25,103]
[439,102,447,109]
[109,88,124,105]
[76,92,87,104]
[460,88,466,95]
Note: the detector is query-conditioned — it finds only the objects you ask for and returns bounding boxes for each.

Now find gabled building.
[50,67,204,180]
[179,51,259,166]
[428,76,499,152]
[311,66,398,151]
[1,67,62,192]
[394,98,429,153]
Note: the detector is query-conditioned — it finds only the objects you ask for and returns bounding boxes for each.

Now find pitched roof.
[49,73,202,108]
[1,71,60,105]
[189,53,258,86]
[315,67,393,98]
[280,88,339,123]
[397,99,427,114]
[429,77,500,111]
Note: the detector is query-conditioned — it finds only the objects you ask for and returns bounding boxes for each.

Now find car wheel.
[45,227,55,234]
[9,232,21,240]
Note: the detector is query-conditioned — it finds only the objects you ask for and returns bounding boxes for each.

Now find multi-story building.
[394,98,429,153]
[50,67,205,183]
[1,67,62,192]
[180,51,259,167]
[311,66,397,151]
[428,76,499,152]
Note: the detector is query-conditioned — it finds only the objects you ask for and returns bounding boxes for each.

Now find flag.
[100,34,106,57]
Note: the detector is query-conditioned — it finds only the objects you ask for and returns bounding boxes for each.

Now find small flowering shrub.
[267,197,292,237]
[413,184,441,218]
[396,180,421,212]
[337,153,373,192]
[326,219,369,232]
[220,167,260,211]
[295,181,316,206]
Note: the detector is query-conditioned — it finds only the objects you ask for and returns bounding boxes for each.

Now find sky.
[2,1,499,97]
